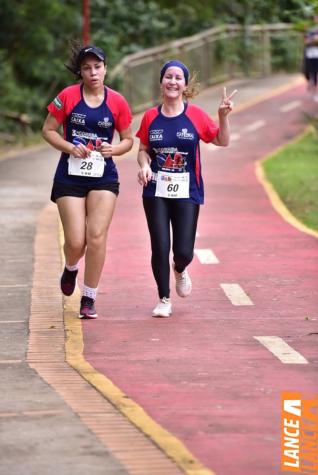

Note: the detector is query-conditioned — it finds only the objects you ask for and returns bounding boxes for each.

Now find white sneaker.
[152,297,172,318]
[173,264,192,297]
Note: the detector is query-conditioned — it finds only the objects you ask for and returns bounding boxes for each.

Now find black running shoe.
[60,267,78,296]
[79,296,98,319]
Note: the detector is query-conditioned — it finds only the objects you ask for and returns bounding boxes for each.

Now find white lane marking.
[244,120,266,132]
[254,336,308,364]
[194,248,219,264]
[280,100,301,113]
[220,283,254,306]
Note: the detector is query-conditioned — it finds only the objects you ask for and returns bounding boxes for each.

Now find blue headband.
[160,60,189,85]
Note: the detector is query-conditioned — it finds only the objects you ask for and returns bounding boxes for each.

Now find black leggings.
[143,197,200,299]
[304,57,318,86]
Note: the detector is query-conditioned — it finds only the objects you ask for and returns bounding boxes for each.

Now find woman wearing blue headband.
[159,60,190,84]
[136,59,237,317]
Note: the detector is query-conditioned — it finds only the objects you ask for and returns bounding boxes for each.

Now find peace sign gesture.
[218,87,237,117]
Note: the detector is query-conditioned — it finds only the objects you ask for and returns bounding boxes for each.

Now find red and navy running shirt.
[47,84,132,185]
[136,103,219,204]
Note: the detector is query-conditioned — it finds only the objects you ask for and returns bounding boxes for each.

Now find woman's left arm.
[212,87,237,147]
[98,126,133,157]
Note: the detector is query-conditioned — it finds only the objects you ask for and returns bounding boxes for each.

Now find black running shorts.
[50,181,120,202]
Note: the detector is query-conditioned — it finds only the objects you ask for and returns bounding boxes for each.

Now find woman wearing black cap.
[136,60,236,317]
[42,43,133,319]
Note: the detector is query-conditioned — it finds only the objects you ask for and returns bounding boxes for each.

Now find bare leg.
[56,196,87,265]
[84,190,117,288]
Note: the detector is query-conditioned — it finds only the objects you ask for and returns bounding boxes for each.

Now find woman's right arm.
[42,113,89,158]
[137,142,152,186]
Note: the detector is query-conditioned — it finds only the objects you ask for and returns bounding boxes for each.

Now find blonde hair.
[183,71,200,99]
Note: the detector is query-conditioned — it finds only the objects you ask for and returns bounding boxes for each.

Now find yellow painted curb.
[256,125,318,239]
[59,225,215,475]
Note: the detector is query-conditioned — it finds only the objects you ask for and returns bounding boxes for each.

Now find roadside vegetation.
[263,127,318,231]
[1,0,317,140]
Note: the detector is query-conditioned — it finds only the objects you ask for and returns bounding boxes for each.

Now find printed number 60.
[167,184,179,192]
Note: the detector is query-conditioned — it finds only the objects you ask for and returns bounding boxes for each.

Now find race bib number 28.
[68,151,105,178]
[155,171,190,198]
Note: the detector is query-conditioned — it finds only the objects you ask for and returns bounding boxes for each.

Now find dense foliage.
[0,0,317,135]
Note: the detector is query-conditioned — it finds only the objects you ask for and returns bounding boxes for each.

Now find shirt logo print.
[98,117,112,128]
[176,128,194,140]
[149,129,163,141]
[71,113,86,125]
[53,97,63,110]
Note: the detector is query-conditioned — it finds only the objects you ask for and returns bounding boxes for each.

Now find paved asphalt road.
[0,73,317,475]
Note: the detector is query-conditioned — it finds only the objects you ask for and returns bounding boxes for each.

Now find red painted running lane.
[79,83,318,475]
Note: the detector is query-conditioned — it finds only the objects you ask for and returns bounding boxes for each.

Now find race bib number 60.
[68,151,105,178]
[155,171,190,198]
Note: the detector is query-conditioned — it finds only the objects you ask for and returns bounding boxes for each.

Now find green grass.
[263,128,318,232]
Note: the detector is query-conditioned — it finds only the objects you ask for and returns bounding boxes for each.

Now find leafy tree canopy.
[0,0,317,134]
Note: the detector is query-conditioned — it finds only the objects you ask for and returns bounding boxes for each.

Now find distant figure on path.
[304,15,318,101]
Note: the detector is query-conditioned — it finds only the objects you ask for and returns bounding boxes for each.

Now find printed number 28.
[80,161,93,170]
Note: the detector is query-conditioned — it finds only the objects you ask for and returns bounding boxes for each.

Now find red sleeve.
[47,85,81,124]
[136,107,159,146]
[106,88,132,132]
[186,104,219,143]
[136,112,149,146]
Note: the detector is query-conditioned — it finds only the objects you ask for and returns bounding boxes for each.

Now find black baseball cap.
[77,45,106,65]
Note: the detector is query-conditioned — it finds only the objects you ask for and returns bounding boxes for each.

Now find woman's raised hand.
[218,87,237,117]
